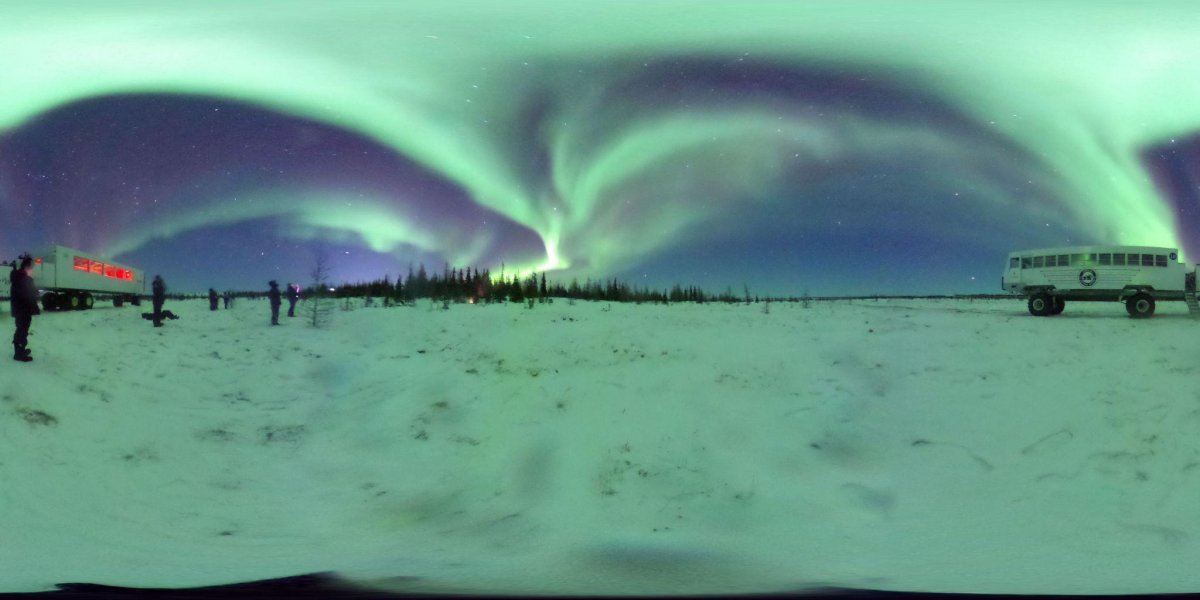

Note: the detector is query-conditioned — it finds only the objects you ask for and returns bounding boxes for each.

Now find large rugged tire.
[68,293,82,311]
[42,292,58,312]
[1126,293,1155,318]
[1050,297,1065,315]
[1028,293,1052,316]
[83,293,94,310]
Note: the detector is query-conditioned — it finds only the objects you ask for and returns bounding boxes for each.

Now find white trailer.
[1002,245,1200,318]
[14,245,146,311]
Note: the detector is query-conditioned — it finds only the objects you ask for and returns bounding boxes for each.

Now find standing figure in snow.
[223,291,232,309]
[9,255,41,362]
[208,288,219,311]
[267,280,282,326]
[151,275,166,327]
[287,282,300,317]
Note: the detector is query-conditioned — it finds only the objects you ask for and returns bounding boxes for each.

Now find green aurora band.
[1,1,1195,274]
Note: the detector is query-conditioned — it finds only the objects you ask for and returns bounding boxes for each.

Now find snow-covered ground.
[1,297,1198,595]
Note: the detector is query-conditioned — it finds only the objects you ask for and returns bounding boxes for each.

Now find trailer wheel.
[83,293,94,310]
[42,292,58,312]
[1126,293,1155,318]
[68,293,82,311]
[131,296,142,306]
[114,296,124,307]
[1051,297,1065,315]
[1028,293,1052,316]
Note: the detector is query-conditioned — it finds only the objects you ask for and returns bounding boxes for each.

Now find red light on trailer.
[90,261,103,275]
[105,265,116,278]
[34,258,41,265]
[74,256,89,271]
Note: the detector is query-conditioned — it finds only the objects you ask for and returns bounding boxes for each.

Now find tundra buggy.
[4,245,145,311]
[1002,245,1199,318]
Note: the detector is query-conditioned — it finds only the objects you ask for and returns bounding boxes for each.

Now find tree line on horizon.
[103,262,1007,304]
[318,263,742,305]
[317,265,1010,305]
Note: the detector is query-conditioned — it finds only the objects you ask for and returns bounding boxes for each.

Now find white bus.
[9,245,146,311]
[1002,245,1199,318]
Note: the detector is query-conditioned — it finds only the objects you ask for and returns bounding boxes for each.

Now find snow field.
[1,297,1198,595]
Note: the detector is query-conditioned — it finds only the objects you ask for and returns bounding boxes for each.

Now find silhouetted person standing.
[223,291,232,309]
[152,275,166,327]
[208,288,218,311]
[268,280,281,325]
[10,255,40,362]
[287,282,300,317]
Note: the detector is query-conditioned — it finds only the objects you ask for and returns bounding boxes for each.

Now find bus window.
[1044,256,1056,267]
[1099,253,1111,265]
[1141,254,1154,267]
[1032,256,1043,268]
[1071,254,1084,266]
[1088,253,1097,263]
[1058,255,1068,266]
[1009,257,1019,268]
[1021,257,1031,268]
[1156,255,1167,267]
[1113,253,1126,266]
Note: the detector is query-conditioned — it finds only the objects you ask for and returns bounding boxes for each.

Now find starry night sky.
[2,1,1198,296]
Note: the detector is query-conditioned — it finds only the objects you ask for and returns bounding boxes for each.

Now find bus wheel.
[42,292,58,312]
[1126,293,1155,318]
[68,293,82,311]
[1051,297,1065,315]
[83,293,94,310]
[1028,293,1052,316]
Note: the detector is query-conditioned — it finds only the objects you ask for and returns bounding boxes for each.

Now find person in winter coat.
[286,283,300,317]
[9,255,41,362]
[208,288,218,311]
[151,275,166,327]
[223,291,232,309]
[267,280,282,325]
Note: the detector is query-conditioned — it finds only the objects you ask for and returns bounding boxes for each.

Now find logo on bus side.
[1079,269,1097,287]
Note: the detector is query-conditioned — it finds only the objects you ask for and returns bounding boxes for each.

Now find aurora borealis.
[2,1,1198,295]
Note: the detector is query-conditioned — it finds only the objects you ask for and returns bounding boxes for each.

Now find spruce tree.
[415,264,428,300]
[510,274,525,303]
[306,251,333,328]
